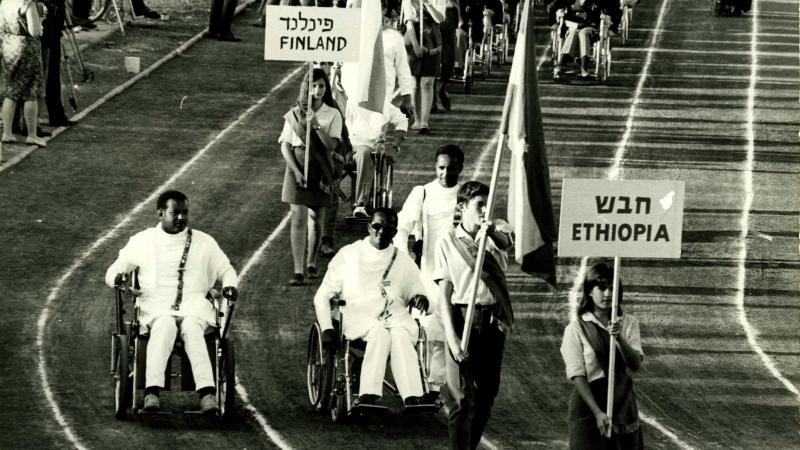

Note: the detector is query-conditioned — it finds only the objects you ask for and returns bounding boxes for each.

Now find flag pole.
[304,61,313,187]
[459,80,516,353]
[419,0,424,53]
[605,255,622,437]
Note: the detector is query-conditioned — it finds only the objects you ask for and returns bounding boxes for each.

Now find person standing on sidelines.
[393,144,464,397]
[436,0,459,112]
[434,180,513,450]
[279,69,342,286]
[104,190,240,413]
[560,262,644,449]
[41,0,76,128]
[208,0,240,41]
[401,0,443,135]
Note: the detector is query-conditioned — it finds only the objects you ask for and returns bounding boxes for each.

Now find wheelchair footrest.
[401,403,440,416]
[350,404,389,416]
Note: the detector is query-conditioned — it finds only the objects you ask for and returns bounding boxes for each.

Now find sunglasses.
[370,223,397,234]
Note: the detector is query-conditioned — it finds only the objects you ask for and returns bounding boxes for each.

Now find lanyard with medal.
[171,228,193,311]
[377,247,399,322]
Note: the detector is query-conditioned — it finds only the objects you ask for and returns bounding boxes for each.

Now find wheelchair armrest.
[329,297,346,308]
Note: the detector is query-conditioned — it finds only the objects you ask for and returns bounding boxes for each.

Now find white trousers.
[352,144,375,206]
[359,325,423,399]
[560,27,596,58]
[145,315,214,391]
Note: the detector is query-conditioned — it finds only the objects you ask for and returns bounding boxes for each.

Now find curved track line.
[36,65,304,449]
[736,0,800,401]
[565,0,694,448]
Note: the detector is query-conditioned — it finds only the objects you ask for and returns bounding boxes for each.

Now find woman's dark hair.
[578,262,624,317]
[435,144,465,166]
[296,68,335,109]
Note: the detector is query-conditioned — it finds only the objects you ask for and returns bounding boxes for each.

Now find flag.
[341,0,386,114]
[506,0,557,286]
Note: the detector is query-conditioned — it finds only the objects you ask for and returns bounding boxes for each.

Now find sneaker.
[418,126,430,135]
[1,135,16,144]
[355,394,380,406]
[200,394,219,414]
[353,206,368,218]
[289,273,304,286]
[410,122,422,131]
[26,136,47,147]
[143,393,160,412]
[306,266,319,279]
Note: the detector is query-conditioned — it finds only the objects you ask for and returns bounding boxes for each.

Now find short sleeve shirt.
[560,312,643,382]
[278,103,342,147]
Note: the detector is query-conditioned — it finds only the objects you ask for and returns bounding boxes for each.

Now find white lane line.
[35,65,304,450]
[232,213,294,449]
[737,0,800,401]
[567,0,694,448]
[615,47,797,57]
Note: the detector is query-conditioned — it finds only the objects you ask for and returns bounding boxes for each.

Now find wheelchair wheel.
[88,0,111,22]
[330,387,347,423]
[218,338,236,420]
[307,323,334,411]
[113,333,131,420]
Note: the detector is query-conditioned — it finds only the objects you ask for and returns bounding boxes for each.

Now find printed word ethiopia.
[279,35,348,51]
[571,222,670,242]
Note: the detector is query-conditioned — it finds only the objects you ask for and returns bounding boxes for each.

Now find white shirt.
[104,226,238,327]
[401,0,446,24]
[313,238,427,340]
[560,312,644,383]
[432,222,511,306]
[394,180,459,280]
[277,103,343,147]
[345,102,408,149]
[382,26,415,98]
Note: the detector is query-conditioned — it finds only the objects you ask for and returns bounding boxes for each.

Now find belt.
[455,304,496,333]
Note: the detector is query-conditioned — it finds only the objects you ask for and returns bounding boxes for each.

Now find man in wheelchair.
[549,0,620,78]
[345,103,408,219]
[312,207,431,408]
[104,190,239,414]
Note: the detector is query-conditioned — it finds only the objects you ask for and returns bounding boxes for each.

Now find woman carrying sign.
[279,68,342,286]
[559,262,644,449]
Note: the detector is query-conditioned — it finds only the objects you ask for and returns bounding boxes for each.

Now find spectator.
[67,0,96,29]
[0,0,47,147]
[41,0,75,127]
[279,69,342,286]
[131,0,161,19]
[209,0,240,41]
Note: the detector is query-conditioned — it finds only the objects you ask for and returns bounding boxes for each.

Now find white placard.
[558,179,685,258]
[264,5,361,62]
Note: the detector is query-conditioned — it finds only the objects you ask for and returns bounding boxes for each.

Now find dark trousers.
[439,6,458,91]
[209,0,239,37]
[71,0,90,19]
[444,306,506,450]
[42,8,67,121]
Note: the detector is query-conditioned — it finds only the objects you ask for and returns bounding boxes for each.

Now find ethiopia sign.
[558,179,685,258]
[264,6,361,62]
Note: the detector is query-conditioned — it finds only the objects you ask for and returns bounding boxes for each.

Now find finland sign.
[264,5,361,62]
[558,179,685,258]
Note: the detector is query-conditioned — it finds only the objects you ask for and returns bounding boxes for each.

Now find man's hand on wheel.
[321,328,338,351]
[222,286,239,302]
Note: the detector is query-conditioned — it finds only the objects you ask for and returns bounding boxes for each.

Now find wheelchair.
[343,141,394,225]
[111,272,237,420]
[306,298,441,423]
[551,9,612,85]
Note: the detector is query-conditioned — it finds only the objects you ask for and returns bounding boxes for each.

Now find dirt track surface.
[0,0,798,449]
